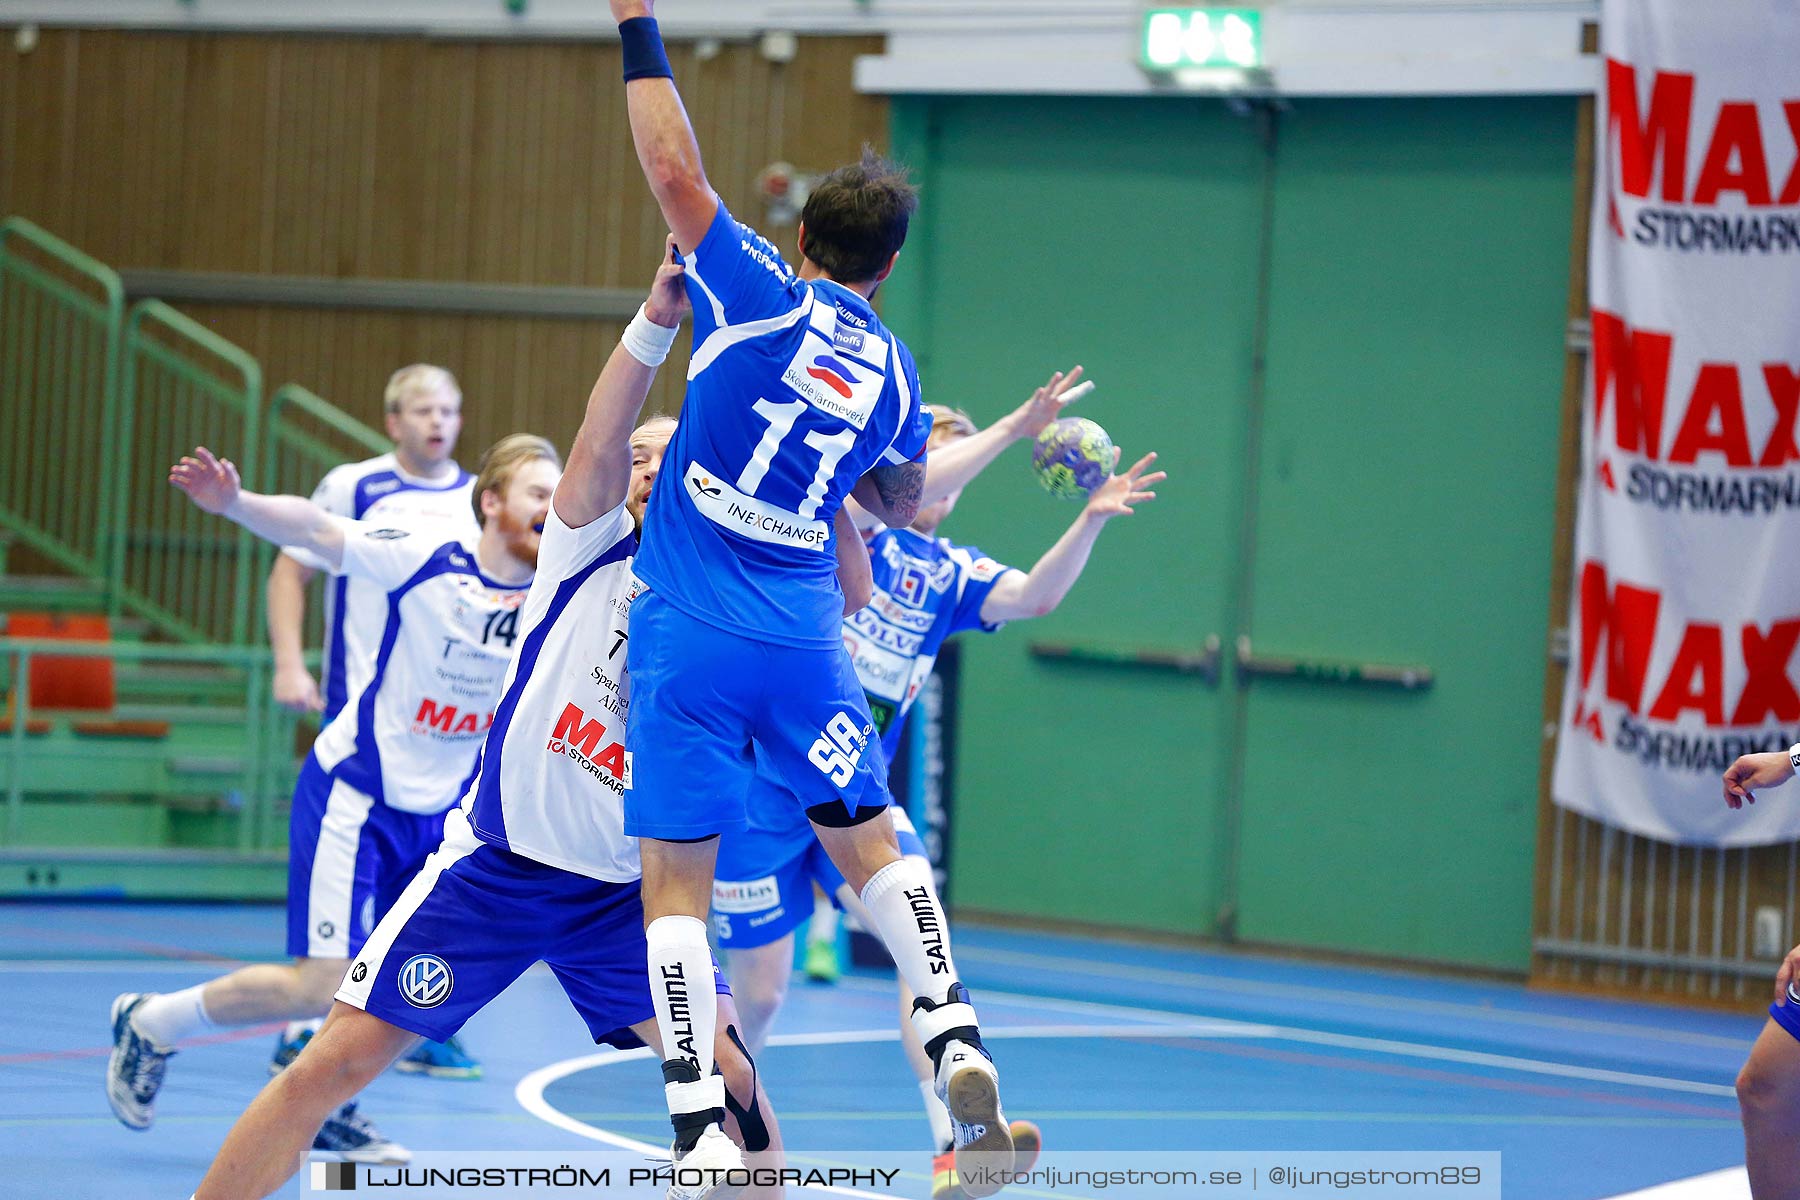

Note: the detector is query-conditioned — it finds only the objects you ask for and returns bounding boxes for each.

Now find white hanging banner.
[1552,0,1800,846]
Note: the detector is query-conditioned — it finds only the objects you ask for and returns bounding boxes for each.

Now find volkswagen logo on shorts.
[398,954,453,1009]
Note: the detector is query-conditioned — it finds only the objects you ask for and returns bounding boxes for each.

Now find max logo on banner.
[1573,560,1800,740]
[1605,60,1800,209]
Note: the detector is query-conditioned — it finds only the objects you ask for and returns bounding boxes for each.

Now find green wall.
[886,94,1575,971]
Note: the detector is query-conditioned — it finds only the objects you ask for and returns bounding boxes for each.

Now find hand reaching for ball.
[1085,451,1163,520]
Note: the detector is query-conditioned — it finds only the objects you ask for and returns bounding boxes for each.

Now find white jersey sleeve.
[335,518,447,590]
[282,464,358,572]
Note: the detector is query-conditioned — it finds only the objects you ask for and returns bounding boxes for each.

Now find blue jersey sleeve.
[680,202,807,342]
[944,542,1017,635]
[881,346,931,466]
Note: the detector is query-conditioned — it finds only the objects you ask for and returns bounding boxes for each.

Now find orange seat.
[6,612,115,711]
[3,612,169,739]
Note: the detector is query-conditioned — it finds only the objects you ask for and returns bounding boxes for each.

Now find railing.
[0,218,125,591]
[259,382,390,649]
[0,638,303,851]
[116,300,262,643]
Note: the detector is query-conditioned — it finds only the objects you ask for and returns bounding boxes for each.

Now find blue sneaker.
[105,993,175,1131]
[269,1025,317,1076]
[313,1100,410,1164]
[395,1034,482,1080]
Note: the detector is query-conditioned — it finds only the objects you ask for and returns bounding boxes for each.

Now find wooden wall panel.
[0,26,887,468]
[0,29,887,286]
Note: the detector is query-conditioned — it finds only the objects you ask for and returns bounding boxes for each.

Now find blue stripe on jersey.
[324,572,352,720]
[335,540,482,802]
[466,533,638,851]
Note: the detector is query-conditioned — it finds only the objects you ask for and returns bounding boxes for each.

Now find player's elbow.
[842,574,873,614]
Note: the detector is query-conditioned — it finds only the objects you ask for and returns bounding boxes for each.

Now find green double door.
[885,94,1573,968]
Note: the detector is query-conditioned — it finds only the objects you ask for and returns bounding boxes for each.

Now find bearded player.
[108,433,559,1164]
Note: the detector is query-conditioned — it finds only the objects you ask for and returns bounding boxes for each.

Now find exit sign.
[1142,8,1263,71]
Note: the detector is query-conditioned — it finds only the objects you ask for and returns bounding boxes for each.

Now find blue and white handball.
[1031,417,1115,499]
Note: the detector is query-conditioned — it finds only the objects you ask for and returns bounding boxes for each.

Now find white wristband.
[1789,742,1800,773]
[621,303,679,367]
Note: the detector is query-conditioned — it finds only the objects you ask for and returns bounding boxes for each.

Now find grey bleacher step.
[112,703,249,726]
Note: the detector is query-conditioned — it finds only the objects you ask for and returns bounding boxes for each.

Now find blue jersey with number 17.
[633,203,932,649]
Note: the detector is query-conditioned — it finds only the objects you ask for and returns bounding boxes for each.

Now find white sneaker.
[106,993,175,1131]
[913,984,1015,1199]
[666,1123,745,1200]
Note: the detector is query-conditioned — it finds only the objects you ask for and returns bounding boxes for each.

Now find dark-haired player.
[608,3,1012,1193]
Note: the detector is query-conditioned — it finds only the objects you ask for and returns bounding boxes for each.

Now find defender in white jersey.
[270,377,482,1082]
[267,364,474,722]
[185,246,803,1200]
[106,434,559,1165]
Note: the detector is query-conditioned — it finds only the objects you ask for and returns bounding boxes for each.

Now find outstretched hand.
[169,446,242,516]
[1085,451,1164,520]
[645,235,691,329]
[1723,750,1795,809]
[1005,366,1094,442]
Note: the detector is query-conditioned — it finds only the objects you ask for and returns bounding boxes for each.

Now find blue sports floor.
[0,904,1763,1199]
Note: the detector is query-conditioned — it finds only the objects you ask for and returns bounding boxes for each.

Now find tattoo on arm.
[870,461,926,524]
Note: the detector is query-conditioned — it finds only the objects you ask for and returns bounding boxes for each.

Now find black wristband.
[620,16,674,82]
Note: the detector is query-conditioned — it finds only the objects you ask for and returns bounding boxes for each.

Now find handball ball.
[1031,417,1115,499]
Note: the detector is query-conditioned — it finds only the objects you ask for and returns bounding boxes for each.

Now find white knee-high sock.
[646,915,718,1110]
[861,858,959,1005]
[130,985,215,1045]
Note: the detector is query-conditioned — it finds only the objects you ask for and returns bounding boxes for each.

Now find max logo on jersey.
[546,701,630,793]
[807,711,873,788]
[414,698,494,736]
[805,354,859,399]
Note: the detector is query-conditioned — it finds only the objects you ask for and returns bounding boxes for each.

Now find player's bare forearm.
[852,461,926,528]
[265,554,316,670]
[559,344,660,528]
[920,422,1014,507]
[622,78,719,254]
[227,493,346,573]
[834,507,873,613]
[979,512,1106,624]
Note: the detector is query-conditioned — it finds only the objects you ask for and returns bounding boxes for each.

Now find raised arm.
[557,241,689,528]
[978,451,1164,623]
[610,2,719,255]
[922,367,1092,507]
[169,448,346,573]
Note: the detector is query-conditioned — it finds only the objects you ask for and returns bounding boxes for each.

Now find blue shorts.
[287,753,448,960]
[712,771,929,950]
[1770,986,1800,1043]
[336,810,730,1047]
[624,590,890,840]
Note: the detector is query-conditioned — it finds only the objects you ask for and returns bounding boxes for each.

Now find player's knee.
[1738,1050,1800,1118]
[737,972,788,1024]
[294,961,347,1012]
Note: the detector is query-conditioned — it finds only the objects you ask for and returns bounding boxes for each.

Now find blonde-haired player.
[108,433,560,1163]
[264,363,482,1080]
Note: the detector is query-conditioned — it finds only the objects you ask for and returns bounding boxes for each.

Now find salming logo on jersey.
[546,702,630,794]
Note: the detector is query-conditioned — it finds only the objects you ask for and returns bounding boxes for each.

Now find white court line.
[1600,1167,1750,1199]
[833,975,1739,1097]
[963,945,1758,1051]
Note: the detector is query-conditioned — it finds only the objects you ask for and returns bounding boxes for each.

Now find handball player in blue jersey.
[609,2,1012,1191]
[717,397,1163,1200]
